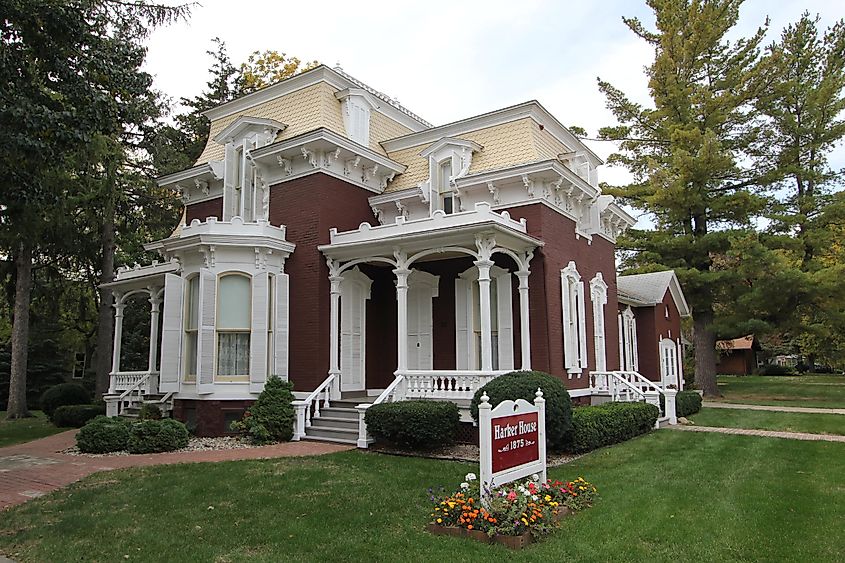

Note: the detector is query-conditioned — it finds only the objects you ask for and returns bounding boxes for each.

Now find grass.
[0,431,843,562]
[690,407,845,436]
[715,375,845,409]
[0,411,66,448]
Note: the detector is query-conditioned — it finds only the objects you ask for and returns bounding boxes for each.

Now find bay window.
[217,274,251,380]
[184,275,199,382]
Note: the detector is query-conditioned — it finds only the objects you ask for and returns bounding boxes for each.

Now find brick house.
[104,65,690,441]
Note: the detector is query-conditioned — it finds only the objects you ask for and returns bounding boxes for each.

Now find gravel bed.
[369,443,581,467]
[60,436,260,457]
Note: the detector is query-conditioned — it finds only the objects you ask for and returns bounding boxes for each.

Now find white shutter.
[249,272,268,393]
[407,288,421,370]
[630,317,639,371]
[496,272,514,370]
[455,278,471,370]
[274,273,290,380]
[561,275,574,370]
[617,313,625,371]
[577,281,588,369]
[159,274,183,393]
[197,269,217,394]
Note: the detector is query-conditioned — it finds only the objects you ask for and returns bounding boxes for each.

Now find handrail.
[355,374,406,450]
[615,371,664,394]
[112,372,151,416]
[291,373,336,440]
[608,374,645,402]
[370,374,406,406]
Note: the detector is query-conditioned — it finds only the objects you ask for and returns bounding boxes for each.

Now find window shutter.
[274,273,290,380]
[197,269,217,394]
[249,272,268,393]
[159,274,183,393]
[495,272,514,370]
[576,280,588,369]
[561,274,574,370]
[630,317,639,371]
[455,278,471,370]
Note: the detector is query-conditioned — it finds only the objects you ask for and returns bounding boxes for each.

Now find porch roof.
[318,202,543,263]
[101,260,178,294]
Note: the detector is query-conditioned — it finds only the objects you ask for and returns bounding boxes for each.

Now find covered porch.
[317,202,542,405]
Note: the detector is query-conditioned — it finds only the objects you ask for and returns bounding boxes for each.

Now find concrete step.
[310,416,358,431]
[330,399,374,409]
[318,407,358,420]
[304,425,358,443]
[301,435,358,446]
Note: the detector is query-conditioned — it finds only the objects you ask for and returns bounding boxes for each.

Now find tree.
[598,0,771,396]
[0,0,190,418]
[237,50,318,94]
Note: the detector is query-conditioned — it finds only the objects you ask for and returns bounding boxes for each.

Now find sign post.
[479,388,547,499]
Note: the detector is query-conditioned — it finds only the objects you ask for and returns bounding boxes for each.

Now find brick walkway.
[668,424,845,442]
[0,430,352,511]
[704,401,845,415]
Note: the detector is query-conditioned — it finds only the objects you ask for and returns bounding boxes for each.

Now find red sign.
[491,411,540,473]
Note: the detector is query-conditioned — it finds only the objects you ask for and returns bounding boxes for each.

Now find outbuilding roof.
[617,270,691,317]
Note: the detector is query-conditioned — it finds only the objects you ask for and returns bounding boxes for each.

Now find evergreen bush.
[567,402,659,454]
[365,400,460,449]
[230,376,295,444]
[76,416,131,453]
[40,383,90,420]
[52,404,105,428]
[676,391,703,417]
[470,371,572,452]
[127,418,189,453]
[138,403,162,420]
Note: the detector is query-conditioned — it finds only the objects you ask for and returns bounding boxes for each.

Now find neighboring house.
[104,65,690,441]
[716,335,761,376]
[617,271,690,388]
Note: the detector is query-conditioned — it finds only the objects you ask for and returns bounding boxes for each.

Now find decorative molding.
[487,181,499,204]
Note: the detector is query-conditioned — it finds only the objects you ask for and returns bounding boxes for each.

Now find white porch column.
[329,273,343,400]
[475,259,494,371]
[109,297,125,393]
[147,291,162,373]
[516,269,531,371]
[394,267,411,372]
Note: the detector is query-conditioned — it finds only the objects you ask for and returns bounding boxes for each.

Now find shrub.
[52,404,105,428]
[567,401,659,454]
[676,390,702,417]
[470,371,572,452]
[40,383,90,420]
[230,375,295,444]
[365,400,459,449]
[127,418,190,454]
[756,363,796,376]
[138,403,162,420]
[76,416,131,453]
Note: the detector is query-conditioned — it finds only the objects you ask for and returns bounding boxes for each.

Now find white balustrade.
[400,370,509,401]
[292,373,336,441]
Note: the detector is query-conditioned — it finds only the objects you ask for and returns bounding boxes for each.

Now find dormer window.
[438,159,454,214]
[336,89,377,146]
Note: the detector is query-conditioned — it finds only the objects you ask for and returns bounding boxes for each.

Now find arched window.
[183,275,199,382]
[590,273,608,371]
[217,274,251,380]
[561,261,587,374]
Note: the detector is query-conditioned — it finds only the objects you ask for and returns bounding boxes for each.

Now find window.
[267,273,275,376]
[561,261,587,374]
[472,276,499,370]
[184,275,199,382]
[216,274,251,380]
[619,307,639,371]
[438,159,454,214]
[590,273,608,371]
[231,139,257,221]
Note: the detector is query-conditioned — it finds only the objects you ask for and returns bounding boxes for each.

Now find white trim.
[213,117,286,145]
[590,273,608,372]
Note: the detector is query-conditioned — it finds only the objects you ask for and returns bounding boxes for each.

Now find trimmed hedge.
[365,400,460,449]
[231,376,295,444]
[470,371,572,452]
[127,418,190,454]
[52,404,105,428]
[40,383,90,420]
[77,416,131,454]
[676,391,702,417]
[567,402,659,454]
[756,364,797,376]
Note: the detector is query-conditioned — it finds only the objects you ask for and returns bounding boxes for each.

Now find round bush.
[127,418,190,454]
[364,400,460,449]
[76,416,131,454]
[53,404,106,428]
[40,383,90,420]
[231,376,295,444]
[470,371,572,452]
[676,391,703,417]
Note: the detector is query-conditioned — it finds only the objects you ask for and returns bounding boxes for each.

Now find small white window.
[561,261,587,374]
[590,273,608,371]
[216,274,251,380]
[184,275,200,382]
[438,159,454,214]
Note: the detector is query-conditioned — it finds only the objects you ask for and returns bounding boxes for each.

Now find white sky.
[144,0,844,227]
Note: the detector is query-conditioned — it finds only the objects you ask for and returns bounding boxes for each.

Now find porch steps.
[300,393,376,445]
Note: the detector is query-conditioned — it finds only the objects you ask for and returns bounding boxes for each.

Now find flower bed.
[427,473,598,549]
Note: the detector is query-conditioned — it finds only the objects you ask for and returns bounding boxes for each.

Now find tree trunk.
[94,195,116,398]
[6,241,33,419]
[693,308,720,398]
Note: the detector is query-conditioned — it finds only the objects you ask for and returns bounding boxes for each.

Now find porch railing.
[590,370,675,426]
[109,370,160,394]
[401,369,510,401]
[292,373,336,441]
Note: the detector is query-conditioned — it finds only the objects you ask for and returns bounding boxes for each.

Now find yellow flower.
[437,518,442,524]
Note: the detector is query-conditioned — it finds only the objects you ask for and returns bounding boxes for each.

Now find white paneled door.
[340,268,371,392]
[659,338,679,388]
[407,270,439,370]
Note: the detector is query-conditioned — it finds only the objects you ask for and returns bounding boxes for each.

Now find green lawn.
[0,431,842,562]
[715,375,845,408]
[0,411,66,448]
[690,407,845,435]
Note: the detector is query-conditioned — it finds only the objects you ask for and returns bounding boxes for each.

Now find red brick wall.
[632,289,683,381]
[268,173,378,392]
[172,398,254,437]
[185,197,223,223]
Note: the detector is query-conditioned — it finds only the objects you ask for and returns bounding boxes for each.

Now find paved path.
[703,401,845,415]
[668,424,845,442]
[0,430,352,511]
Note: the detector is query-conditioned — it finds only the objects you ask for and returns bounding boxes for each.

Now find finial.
[535,388,543,399]
[481,392,489,404]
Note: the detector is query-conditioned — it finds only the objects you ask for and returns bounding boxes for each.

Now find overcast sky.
[144,0,844,225]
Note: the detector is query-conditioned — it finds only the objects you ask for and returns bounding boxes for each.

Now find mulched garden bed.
[369,442,581,467]
[60,436,260,457]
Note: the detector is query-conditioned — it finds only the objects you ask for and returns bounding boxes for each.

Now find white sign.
[478,388,547,495]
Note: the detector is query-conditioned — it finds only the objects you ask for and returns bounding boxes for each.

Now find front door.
[340,268,371,392]
[407,270,439,370]
[659,338,678,388]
